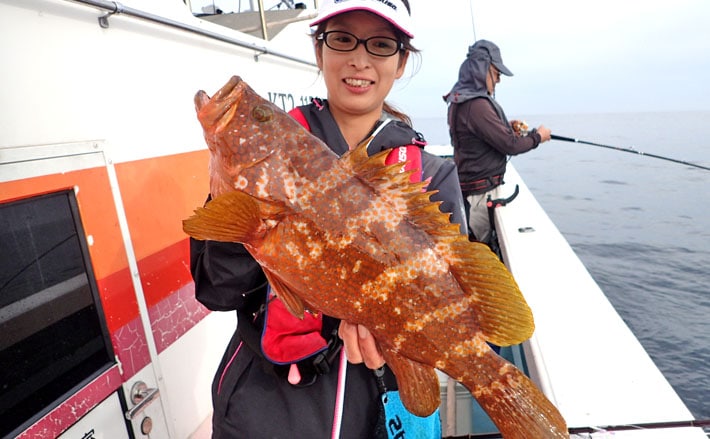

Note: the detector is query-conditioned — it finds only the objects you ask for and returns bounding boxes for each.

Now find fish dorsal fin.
[262,269,306,319]
[341,138,432,207]
[341,140,534,346]
[183,191,268,243]
[448,239,535,346]
[382,349,441,417]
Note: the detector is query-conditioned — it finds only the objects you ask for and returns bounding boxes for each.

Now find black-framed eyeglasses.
[317,31,403,57]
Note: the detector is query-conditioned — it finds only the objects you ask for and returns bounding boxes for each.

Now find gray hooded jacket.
[445,40,542,195]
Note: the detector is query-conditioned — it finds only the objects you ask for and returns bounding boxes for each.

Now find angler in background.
[189,0,466,437]
[444,39,552,246]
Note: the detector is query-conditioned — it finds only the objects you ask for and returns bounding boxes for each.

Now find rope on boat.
[441,418,710,439]
[551,134,710,171]
[567,418,710,435]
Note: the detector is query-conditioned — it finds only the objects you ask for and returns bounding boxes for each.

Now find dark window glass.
[0,190,114,437]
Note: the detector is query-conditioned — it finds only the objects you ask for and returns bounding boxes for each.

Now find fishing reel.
[511,120,529,136]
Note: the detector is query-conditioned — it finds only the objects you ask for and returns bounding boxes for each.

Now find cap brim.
[494,62,513,76]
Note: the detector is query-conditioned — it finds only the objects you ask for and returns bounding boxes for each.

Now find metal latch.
[125,381,160,420]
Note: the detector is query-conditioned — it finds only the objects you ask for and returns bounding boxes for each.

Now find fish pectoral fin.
[449,239,535,346]
[383,350,440,417]
[183,191,265,243]
[263,269,305,319]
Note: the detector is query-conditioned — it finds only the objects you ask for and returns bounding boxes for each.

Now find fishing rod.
[551,134,710,171]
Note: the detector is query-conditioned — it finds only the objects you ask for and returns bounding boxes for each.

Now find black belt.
[462,174,503,195]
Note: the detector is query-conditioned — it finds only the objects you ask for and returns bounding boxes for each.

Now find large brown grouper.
[184,76,568,438]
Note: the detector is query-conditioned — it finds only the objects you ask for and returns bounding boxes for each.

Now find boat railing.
[69,0,317,67]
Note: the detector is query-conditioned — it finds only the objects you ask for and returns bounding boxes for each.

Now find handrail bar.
[68,0,317,67]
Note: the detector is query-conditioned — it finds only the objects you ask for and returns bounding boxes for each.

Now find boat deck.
[493,164,705,438]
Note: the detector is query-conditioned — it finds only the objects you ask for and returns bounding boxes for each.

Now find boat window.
[189,0,315,40]
[0,190,114,437]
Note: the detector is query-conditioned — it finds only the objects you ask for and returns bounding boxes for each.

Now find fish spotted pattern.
[184,76,568,438]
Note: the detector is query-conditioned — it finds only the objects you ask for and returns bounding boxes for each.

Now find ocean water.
[416,111,710,420]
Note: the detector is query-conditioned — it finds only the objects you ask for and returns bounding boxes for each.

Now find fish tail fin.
[460,350,567,439]
[183,191,264,243]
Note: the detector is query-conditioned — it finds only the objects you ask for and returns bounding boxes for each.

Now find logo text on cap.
[334,0,398,12]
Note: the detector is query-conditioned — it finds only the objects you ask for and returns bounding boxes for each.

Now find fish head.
[194,76,292,198]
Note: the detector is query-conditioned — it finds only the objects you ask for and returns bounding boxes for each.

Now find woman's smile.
[344,77,374,87]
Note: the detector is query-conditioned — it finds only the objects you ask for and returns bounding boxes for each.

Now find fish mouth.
[194,75,245,131]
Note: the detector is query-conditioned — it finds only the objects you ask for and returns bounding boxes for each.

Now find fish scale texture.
[184,76,568,438]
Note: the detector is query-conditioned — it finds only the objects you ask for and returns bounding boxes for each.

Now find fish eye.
[252,105,273,122]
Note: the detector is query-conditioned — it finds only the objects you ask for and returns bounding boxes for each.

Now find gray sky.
[197,0,710,117]
[389,0,710,117]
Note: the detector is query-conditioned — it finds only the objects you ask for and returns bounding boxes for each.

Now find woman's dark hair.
[311,1,420,126]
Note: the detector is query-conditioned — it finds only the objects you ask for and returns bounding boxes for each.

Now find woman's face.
[315,11,409,121]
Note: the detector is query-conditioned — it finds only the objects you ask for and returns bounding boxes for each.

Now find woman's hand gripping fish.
[183,76,568,438]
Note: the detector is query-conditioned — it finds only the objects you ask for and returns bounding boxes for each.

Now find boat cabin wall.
[1,0,323,159]
[0,0,324,437]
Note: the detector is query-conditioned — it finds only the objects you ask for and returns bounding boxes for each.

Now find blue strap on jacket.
[374,367,441,439]
[381,390,441,439]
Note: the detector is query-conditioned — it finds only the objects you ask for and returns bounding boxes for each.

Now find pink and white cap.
[310,0,414,38]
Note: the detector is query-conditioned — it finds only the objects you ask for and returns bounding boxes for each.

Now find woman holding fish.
[190,0,469,437]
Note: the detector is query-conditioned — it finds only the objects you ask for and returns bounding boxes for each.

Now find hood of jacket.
[444,40,512,104]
